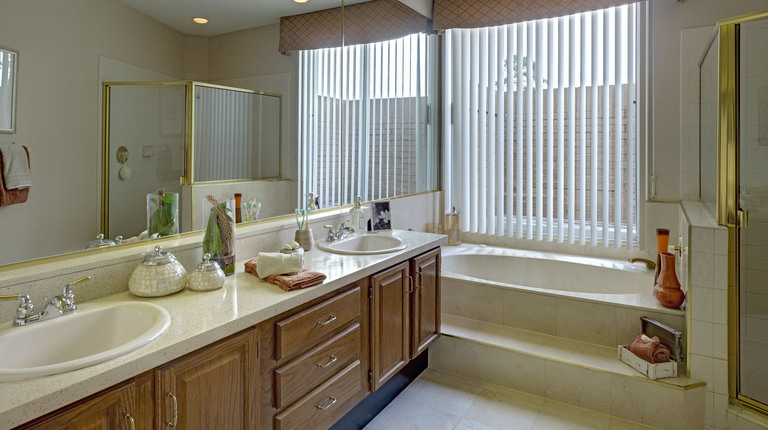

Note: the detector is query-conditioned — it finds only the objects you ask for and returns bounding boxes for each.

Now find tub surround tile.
[691,320,715,356]
[544,361,613,414]
[502,290,557,335]
[691,252,715,288]
[693,228,715,254]
[691,285,715,322]
[556,300,617,348]
[485,346,547,397]
[450,281,505,325]
[713,323,728,360]
[690,353,715,392]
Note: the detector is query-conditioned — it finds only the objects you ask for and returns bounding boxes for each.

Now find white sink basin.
[316,234,407,255]
[0,301,170,380]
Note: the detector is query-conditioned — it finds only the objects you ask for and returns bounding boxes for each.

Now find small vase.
[653,252,685,309]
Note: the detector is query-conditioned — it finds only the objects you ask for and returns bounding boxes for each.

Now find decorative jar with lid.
[188,253,226,292]
[128,245,188,297]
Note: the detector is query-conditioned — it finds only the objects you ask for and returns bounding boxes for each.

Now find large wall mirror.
[0,47,17,133]
[0,0,437,268]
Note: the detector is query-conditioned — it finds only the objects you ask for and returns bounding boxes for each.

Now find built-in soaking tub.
[440,244,685,348]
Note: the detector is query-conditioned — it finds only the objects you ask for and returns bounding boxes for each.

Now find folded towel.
[627,334,671,364]
[0,145,30,207]
[244,258,326,291]
[0,143,31,189]
[253,251,303,278]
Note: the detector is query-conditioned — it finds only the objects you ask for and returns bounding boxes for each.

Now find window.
[443,3,645,247]
[298,33,439,210]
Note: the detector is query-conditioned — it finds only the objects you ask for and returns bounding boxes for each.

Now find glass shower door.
[738,16,768,407]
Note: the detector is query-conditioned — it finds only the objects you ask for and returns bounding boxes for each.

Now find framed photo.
[370,201,392,232]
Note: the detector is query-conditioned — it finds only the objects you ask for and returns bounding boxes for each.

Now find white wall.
[0,0,185,263]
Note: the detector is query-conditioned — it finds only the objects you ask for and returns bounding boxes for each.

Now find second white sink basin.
[317,234,407,255]
[0,301,170,381]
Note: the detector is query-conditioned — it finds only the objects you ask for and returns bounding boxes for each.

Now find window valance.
[279,0,431,54]
[432,0,637,30]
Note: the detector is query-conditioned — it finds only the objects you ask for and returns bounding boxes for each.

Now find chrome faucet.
[0,276,90,326]
[323,221,356,242]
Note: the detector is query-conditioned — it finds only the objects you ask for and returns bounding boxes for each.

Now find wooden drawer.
[275,323,361,409]
[274,360,364,430]
[276,286,361,360]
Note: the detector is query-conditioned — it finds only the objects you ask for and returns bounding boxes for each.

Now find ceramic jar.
[653,252,685,309]
[188,253,226,292]
[128,245,188,297]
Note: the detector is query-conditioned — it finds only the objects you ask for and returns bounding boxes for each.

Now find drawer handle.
[166,392,178,428]
[316,355,338,368]
[124,414,136,430]
[316,396,337,410]
[316,314,337,326]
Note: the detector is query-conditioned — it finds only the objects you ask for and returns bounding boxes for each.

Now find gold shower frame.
[712,9,768,416]
[101,81,283,238]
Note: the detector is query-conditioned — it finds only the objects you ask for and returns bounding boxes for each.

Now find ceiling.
[118,0,370,37]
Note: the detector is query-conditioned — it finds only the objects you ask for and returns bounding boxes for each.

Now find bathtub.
[440,244,685,347]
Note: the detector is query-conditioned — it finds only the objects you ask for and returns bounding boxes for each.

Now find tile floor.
[364,368,659,430]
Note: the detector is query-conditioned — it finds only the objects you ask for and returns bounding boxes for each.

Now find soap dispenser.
[350,196,364,231]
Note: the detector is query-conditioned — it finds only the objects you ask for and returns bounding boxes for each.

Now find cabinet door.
[370,261,410,391]
[17,381,137,430]
[157,329,259,430]
[411,248,441,359]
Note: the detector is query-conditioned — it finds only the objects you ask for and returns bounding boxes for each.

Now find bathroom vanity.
[3,231,444,429]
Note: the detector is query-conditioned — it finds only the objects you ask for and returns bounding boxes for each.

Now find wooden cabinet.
[17,245,441,430]
[15,372,153,430]
[156,328,259,430]
[370,248,441,391]
[411,248,441,359]
[369,261,410,391]
[263,283,369,430]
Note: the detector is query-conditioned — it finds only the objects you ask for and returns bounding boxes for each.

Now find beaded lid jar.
[128,245,188,297]
[188,253,226,292]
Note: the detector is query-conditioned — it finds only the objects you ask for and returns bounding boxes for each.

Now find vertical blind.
[194,86,253,182]
[298,34,439,209]
[443,2,643,247]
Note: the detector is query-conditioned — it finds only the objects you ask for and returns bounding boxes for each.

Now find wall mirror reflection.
[103,81,283,240]
[0,47,18,133]
[0,0,437,268]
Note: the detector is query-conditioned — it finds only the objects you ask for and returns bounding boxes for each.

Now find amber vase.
[653,252,685,309]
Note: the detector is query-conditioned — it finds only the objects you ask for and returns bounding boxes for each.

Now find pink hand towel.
[244,258,326,291]
[627,335,671,364]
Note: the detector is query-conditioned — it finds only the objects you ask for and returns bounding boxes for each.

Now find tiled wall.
[683,201,730,429]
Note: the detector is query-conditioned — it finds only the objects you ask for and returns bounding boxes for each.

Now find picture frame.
[370,201,392,232]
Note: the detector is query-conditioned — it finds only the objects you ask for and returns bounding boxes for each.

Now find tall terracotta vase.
[655,228,670,282]
[654,252,685,309]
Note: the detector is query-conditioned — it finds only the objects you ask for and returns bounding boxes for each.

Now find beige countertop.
[0,230,446,429]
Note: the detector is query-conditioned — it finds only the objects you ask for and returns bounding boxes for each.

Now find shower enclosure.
[701,10,768,414]
[101,81,282,240]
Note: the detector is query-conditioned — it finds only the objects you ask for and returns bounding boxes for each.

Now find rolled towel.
[252,251,303,278]
[627,334,671,364]
[0,143,31,190]
[244,258,326,291]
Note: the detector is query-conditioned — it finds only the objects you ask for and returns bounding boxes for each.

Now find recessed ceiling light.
[192,17,209,24]
[294,0,308,3]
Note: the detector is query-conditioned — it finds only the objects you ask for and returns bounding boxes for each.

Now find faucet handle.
[63,276,91,304]
[1,294,35,322]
